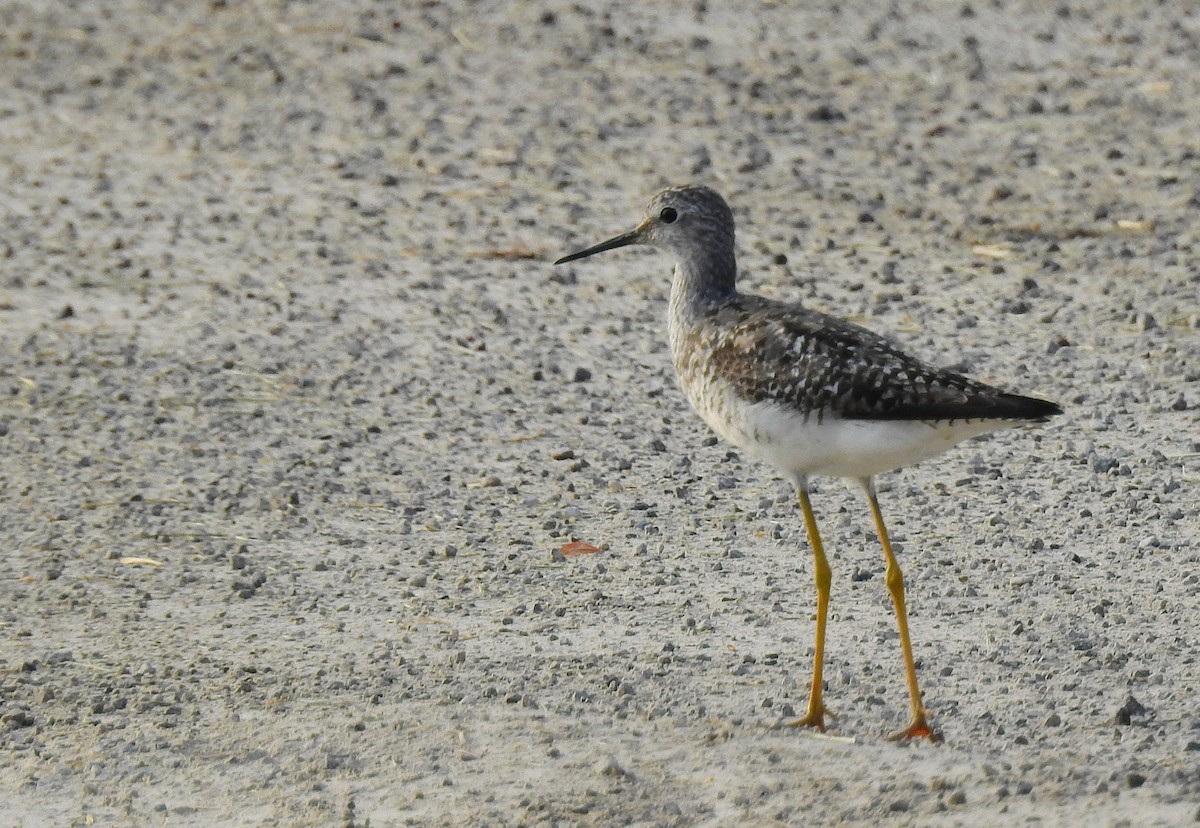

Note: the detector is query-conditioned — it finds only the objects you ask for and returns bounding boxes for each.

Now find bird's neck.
[668,247,737,325]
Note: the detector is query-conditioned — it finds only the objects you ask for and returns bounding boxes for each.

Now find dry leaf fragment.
[476,247,540,260]
[559,541,601,558]
[971,244,1012,259]
[1116,219,1153,232]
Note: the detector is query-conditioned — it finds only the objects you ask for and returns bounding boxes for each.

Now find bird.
[554,185,1062,741]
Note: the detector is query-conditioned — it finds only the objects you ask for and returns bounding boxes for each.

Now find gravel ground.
[2,1,1199,825]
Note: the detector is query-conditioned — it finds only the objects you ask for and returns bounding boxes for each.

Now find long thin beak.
[554,225,646,265]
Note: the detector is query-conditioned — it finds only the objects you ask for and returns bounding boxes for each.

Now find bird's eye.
[659,207,678,224]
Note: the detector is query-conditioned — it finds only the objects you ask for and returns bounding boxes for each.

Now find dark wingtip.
[963,392,1062,422]
[848,391,1063,423]
[1012,395,1063,421]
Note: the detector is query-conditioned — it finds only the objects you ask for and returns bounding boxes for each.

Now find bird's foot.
[887,714,943,743]
[788,705,833,733]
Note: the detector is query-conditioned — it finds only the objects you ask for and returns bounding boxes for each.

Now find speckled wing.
[703,296,1062,423]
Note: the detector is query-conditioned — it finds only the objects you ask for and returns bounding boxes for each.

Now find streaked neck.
[668,246,737,321]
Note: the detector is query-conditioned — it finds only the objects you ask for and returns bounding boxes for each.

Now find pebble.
[596,756,629,778]
[1115,696,1147,725]
[2,709,34,730]
[1090,454,1119,474]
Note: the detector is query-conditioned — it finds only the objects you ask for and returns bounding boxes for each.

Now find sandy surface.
[2,1,1199,825]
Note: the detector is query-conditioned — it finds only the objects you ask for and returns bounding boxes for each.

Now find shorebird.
[554,185,1061,741]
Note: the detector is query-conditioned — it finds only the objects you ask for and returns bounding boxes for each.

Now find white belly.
[695,393,1013,481]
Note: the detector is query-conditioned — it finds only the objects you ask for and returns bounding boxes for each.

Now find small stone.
[1127,772,1146,789]
[808,104,845,121]
[1115,696,1146,725]
[1090,454,1118,474]
[572,367,592,382]
[2,710,34,729]
[596,756,628,778]
[1171,394,1188,411]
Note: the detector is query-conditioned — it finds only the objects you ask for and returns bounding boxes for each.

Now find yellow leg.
[789,487,833,733]
[862,479,942,743]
